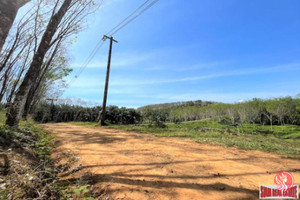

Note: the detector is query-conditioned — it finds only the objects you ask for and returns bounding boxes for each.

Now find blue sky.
[42,0,300,107]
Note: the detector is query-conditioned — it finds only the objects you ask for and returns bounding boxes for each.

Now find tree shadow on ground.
[58,159,297,199]
[63,171,259,199]
[56,130,127,145]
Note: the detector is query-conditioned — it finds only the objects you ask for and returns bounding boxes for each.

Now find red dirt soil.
[43,123,300,200]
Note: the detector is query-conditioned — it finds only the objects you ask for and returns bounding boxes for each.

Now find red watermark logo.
[260,185,298,199]
[259,172,299,199]
[274,171,295,191]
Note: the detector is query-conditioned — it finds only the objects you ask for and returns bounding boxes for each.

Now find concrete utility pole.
[100,35,118,125]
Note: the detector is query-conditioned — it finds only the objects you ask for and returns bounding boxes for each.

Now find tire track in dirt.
[43,123,300,200]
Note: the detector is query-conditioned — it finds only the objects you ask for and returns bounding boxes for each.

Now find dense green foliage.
[138,100,214,110]
[33,102,141,125]
[32,97,300,129]
[140,97,300,127]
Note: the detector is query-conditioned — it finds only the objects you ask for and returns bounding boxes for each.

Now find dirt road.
[43,123,300,200]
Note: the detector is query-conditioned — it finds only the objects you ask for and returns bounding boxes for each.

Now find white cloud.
[126,62,300,85]
[144,60,229,71]
[155,62,300,84]
[66,62,300,88]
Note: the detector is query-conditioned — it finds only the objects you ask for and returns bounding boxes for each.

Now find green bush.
[32,102,141,125]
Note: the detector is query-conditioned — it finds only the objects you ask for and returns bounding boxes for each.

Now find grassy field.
[69,120,300,158]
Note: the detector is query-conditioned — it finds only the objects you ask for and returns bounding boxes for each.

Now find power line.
[105,0,151,36]
[108,0,159,36]
[65,0,108,88]
[68,43,99,85]
[65,0,159,88]
[67,39,105,87]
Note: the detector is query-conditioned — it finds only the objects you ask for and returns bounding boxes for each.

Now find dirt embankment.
[44,123,300,200]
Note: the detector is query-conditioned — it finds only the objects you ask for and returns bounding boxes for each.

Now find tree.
[0,6,38,102]
[5,0,96,127]
[0,0,30,52]
[292,98,300,125]
[6,0,73,127]
[225,104,238,124]
[264,99,278,130]
[237,103,247,127]
[245,99,264,124]
[142,108,167,127]
[272,97,295,127]
[212,103,226,122]
[22,37,69,119]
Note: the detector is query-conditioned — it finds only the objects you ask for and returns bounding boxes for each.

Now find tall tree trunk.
[0,0,30,52]
[22,86,35,120]
[0,67,12,102]
[6,0,72,127]
[22,38,62,119]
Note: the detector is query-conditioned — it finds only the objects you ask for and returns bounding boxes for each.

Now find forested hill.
[137,97,300,126]
[138,100,216,110]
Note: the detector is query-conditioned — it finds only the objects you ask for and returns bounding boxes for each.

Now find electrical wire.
[67,39,105,87]
[109,0,159,36]
[65,0,159,88]
[105,0,151,36]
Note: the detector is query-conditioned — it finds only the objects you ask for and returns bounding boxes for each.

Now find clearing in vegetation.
[71,119,300,158]
[45,123,300,200]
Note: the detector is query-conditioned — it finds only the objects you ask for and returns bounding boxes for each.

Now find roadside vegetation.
[0,0,97,128]
[0,0,101,198]
[0,110,58,199]
[106,120,300,158]
[0,110,95,199]
[68,119,300,158]
[140,97,300,126]
[33,103,141,124]
[65,96,300,158]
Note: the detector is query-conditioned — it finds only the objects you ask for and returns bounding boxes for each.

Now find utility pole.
[100,35,118,125]
[47,98,57,121]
